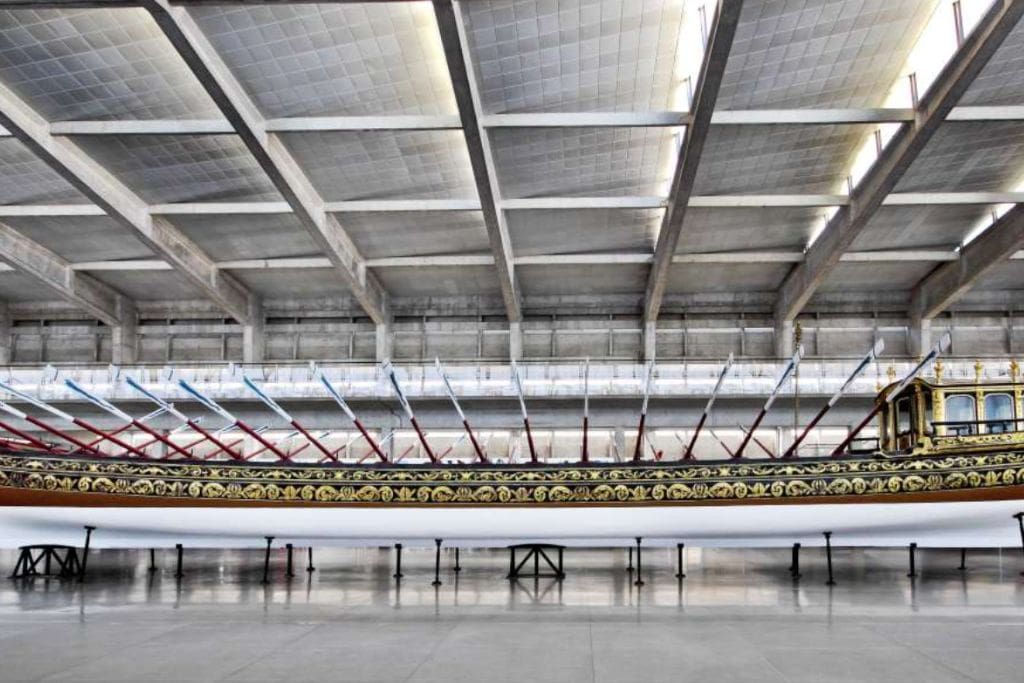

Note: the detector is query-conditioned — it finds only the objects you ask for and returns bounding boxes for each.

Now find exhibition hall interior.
[0,0,1022,681]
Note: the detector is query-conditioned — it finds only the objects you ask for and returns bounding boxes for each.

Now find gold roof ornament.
[1011,359,1020,382]
[934,359,944,384]
[886,363,897,385]
[974,359,984,383]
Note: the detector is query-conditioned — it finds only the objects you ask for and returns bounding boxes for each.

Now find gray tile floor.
[0,545,1023,682]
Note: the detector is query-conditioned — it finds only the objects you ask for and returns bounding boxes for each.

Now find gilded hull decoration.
[2,451,1023,507]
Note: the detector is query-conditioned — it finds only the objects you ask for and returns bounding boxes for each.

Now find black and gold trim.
[1,452,1024,507]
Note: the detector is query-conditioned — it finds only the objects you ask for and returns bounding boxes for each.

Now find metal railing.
[932,418,1024,437]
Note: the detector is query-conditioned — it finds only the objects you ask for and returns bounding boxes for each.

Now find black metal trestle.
[908,542,917,578]
[175,543,184,579]
[675,542,686,579]
[9,545,82,579]
[958,548,967,571]
[507,543,565,579]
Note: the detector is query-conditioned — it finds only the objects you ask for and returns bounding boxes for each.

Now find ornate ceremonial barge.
[0,337,1023,551]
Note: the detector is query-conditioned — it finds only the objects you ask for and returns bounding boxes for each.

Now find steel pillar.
[823,531,835,586]
[78,525,95,583]
[432,539,443,587]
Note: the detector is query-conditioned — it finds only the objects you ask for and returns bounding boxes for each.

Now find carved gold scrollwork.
[1,452,1023,506]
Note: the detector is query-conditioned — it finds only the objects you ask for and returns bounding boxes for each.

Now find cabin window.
[945,394,977,436]
[896,397,912,435]
[922,392,934,436]
[984,393,1015,434]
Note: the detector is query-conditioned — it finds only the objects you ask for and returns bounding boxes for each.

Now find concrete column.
[509,321,522,361]
[242,297,265,363]
[774,319,794,358]
[0,302,10,365]
[643,320,657,361]
[908,317,931,358]
[375,322,393,362]
[111,299,137,365]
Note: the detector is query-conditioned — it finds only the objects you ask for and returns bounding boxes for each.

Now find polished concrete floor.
[0,545,1023,682]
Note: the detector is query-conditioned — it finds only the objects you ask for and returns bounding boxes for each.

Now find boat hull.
[1,451,1022,548]
[1,500,1022,549]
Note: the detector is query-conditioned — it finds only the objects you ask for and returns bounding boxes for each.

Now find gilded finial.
[886,363,897,385]
[933,359,944,384]
[1010,359,1019,382]
[974,359,984,383]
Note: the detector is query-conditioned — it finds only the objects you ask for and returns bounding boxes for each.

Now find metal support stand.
[9,545,82,579]
[1015,512,1024,576]
[790,543,801,579]
[507,544,565,579]
[148,548,157,573]
[432,538,442,586]
[823,531,835,586]
[261,536,273,585]
[286,543,294,578]
[393,543,403,579]
[675,543,686,579]
[453,547,461,573]
[908,542,917,578]
[633,537,644,587]
[958,548,967,571]
[174,543,184,579]
[627,546,634,571]
[79,525,95,582]
[306,547,316,573]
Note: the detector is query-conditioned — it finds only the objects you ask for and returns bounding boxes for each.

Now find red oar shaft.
[0,418,59,452]
[71,417,148,458]
[127,420,194,460]
[22,415,103,455]
[85,421,134,449]
[352,418,387,462]
[782,404,830,458]
[463,419,487,462]
[740,426,776,458]
[289,420,335,462]
[708,429,734,457]
[632,413,646,462]
[831,404,884,457]
[523,417,538,463]
[408,416,437,463]
[394,441,420,464]
[189,420,244,461]
[684,413,708,459]
[733,408,767,459]
[581,416,589,463]
[235,421,289,461]
[204,437,246,460]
